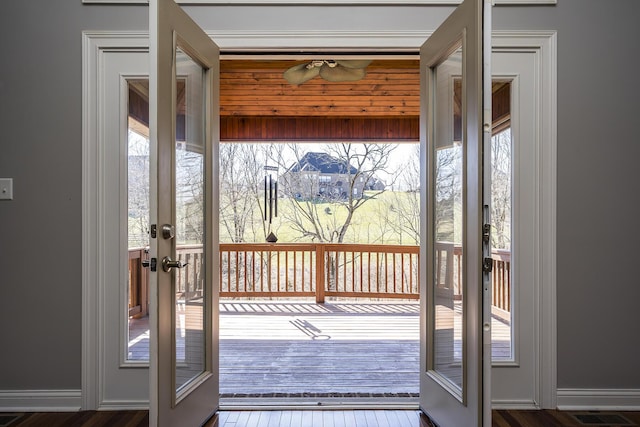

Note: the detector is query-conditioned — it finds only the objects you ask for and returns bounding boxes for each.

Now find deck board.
[128,300,512,401]
[220,301,420,400]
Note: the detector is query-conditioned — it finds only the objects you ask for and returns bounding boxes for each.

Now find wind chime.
[264,165,278,243]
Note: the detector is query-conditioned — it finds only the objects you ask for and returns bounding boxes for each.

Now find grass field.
[219,191,422,245]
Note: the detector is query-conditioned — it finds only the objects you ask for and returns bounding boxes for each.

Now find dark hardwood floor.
[3,409,640,427]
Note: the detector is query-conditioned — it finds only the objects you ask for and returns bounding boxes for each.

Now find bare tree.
[434,144,462,243]
[219,143,273,243]
[491,129,512,250]
[275,143,398,244]
[382,144,421,245]
[127,130,150,248]
[372,142,463,246]
[175,146,206,244]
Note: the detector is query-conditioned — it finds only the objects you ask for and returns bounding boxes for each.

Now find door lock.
[161,224,175,240]
[141,256,157,272]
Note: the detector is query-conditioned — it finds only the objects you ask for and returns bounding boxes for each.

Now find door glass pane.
[432,46,463,393]
[127,80,150,362]
[175,47,206,392]
[491,122,513,361]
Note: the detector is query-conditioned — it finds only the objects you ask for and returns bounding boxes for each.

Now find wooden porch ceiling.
[128,60,510,142]
[220,59,420,141]
[220,60,421,117]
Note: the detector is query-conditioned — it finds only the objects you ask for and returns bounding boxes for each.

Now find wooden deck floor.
[7,410,640,427]
[128,300,512,403]
[218,301,420,402]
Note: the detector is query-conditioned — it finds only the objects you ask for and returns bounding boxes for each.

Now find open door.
[419,0,492,425]
[149,0,220,425]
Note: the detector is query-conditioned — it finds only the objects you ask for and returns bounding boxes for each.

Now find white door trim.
[82,31,151,411]
[493,31,557,410]
[82,30,556,410]
[490,31,557,410]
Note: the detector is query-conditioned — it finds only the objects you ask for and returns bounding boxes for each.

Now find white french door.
[419,0,492,425]
[148,0,220,425]
[146,0,491,425]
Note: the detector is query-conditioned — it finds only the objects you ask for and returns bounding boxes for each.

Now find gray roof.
[288,152,358,175]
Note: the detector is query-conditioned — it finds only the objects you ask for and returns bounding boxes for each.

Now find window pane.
[491,126,513,362]
[127,80,150,362]
[432,47,464,393]
[174,47,207,393]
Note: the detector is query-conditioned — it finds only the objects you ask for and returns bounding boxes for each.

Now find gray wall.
[0,1,148,391]
[494,1,640,389]
[0,0,638,394]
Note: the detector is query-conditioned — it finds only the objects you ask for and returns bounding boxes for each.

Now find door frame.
[490,33,557,409]
[81,29,556,411]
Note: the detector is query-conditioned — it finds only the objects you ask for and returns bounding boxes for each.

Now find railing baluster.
[208,243,507,310]
[384,252,388,294]
[496,261,500,308]
[286,251,291,292]
[309,249,312,293]
[269,251,272,292]
[506,261,511,311]
[409,253,413,293]
[293,251,297,292]
[500,261,505,309]
[359,251,364,293]
[186,253,191,295]
[242,250,246,293]
[393,252,397,294]
[400,253,404,294]
[374,252,379,293]
[316,244,325,303]
[502,261,507,310]
[253,250,256,294]
[219,250,224,293]
[326,247,331,293]
[233,251,238,294]
[259,250,263,292]
[341,250,345,293]
[367,251,371,293]
[227,251,231,296]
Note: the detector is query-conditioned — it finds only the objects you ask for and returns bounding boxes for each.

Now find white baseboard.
[557,388,640,411]
[0,390,82,412]
[492,399,540,410]
[98,399,149,411]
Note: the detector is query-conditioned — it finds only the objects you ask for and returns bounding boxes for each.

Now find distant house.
[365,176,386,191]
[281,152,367,200]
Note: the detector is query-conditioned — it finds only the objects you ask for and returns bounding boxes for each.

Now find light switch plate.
[0,178,13,200]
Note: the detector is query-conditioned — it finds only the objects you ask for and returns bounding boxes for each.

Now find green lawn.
[219,190,421,245]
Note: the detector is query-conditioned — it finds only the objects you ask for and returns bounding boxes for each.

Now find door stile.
[481,2,493,425]
[419,0,491,425]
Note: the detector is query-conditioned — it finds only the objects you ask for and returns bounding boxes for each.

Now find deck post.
[315,244,325,304]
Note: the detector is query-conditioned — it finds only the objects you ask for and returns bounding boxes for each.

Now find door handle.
[161,256,186,272]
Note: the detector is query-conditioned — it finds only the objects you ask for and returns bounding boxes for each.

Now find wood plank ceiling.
[128,59,510,142]
[220,59,421,141]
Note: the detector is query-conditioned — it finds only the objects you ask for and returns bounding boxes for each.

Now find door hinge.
[483,257,493,273]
